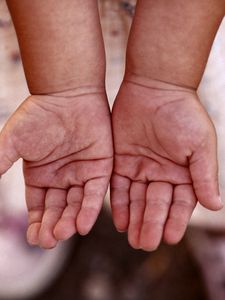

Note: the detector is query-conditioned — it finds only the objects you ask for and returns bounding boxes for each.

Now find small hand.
[0,90,113,248]
[111,80,222,251]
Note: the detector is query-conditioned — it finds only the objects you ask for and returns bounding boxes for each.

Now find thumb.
[0,126,20,175]
[189,136,223,211]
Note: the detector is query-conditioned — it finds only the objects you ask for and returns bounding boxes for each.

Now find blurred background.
[1,0,225,299]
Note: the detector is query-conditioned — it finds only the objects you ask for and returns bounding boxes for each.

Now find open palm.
[111,80,222,251]
[0,92,113,248]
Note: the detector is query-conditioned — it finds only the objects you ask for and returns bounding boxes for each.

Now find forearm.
[6,0,105,94]
[126,0,225,89]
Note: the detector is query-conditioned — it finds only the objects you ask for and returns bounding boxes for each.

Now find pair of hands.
[0,80,222,250]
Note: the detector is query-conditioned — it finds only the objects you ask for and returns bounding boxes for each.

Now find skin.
[126,0,225,89]
[6,0,105,93]
[0,90,113,249]
[1,0,113,248]
[111,79,220,250]
[111,0,225,251]
[2,0,225,251]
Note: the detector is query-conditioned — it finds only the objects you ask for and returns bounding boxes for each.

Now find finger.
[110,173,131,232]
[189,135,223,211]
[39,188,66,249]
[76,176,109,235]
[128,182,147,249]
[25,185,46,245]
[139,182,173,251]
[164,184,197,244]
[54,186,83,240]
[0,128,20,175]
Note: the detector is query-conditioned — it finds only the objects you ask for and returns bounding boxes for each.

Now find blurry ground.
[1,0,225,299]
[32,210,207,300]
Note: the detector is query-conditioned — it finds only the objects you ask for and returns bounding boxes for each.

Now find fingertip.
[139,224,162,252]
[76,212,93,236]
[190,146,222,211]
[212,195,223,210]
[139,239,160,252]
[27,223,41,246]
[140,242,159,252]
[76,226,91,236]
[39,226,58,249]
[199,194,223,211]
[163,227,184,246]
[128,231,141,250]
[217,199,224,210]
[113,212,129,233]
[117,228,127,233]
[39,234,58,249]
[54,219,77,240]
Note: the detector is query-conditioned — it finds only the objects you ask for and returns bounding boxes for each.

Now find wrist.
[123,72,197,93]
[27,60,106,95]
[42,85,107,99]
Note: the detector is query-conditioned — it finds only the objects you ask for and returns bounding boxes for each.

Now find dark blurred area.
[32,210,207,300]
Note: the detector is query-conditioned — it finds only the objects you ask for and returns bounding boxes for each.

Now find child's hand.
[0,90,113,248]
[111,80,222,251]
